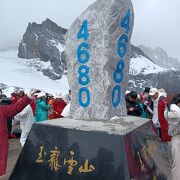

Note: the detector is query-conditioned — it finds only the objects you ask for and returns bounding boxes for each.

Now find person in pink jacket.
[0,90,36,176]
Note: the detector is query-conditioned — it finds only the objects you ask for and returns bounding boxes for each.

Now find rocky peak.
[18,18,68,80]
[130,44,153,62]
[155,46,168,57]
[139,45,180,70]
[42,18,67,36]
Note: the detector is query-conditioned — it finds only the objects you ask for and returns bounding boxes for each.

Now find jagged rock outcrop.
[129,45,180,93]
[139,45,180,70]
[18,18,67,80]
[130,44,152,61]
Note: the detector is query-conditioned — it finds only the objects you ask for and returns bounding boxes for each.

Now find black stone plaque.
[9,117,171,180]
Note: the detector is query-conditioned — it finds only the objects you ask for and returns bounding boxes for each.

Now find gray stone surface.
[66,0,134,120]
[41,116,150,135]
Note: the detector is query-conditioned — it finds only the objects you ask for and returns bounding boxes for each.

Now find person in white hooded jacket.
[164,94,180,180]
[61,102,70,118]
[15,104,34,146]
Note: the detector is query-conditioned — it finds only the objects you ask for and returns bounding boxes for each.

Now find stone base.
[9,117,171,180]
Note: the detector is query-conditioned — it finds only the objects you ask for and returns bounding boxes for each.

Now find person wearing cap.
[149,88,171,159]
[149,88,171,140]
[149,88,171,158]
[0,89,36,176]
[34,92,51,122]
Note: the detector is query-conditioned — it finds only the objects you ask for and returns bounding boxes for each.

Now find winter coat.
[0,97,12,135]
[15,104,34,146]
[164,104,180,137]
[143,96,153,119]
[0,95,31,175]
[54,98,67,118]
[48,99,56,120]
[138,101,147,118]
[126,99,142,117]
[164,104,180,180]
[11,95,19,104]
[157,96,171,142]
[61,103,70,117]
[34,98,51,122]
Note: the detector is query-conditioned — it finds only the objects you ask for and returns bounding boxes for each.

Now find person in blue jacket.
[34,92,51,122]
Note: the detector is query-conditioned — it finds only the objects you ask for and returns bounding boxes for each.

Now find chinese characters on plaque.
[35,146,95,175]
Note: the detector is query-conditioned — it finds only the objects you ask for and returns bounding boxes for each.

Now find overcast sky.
[0,0,180,60]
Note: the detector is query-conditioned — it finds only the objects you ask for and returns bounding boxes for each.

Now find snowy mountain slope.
[139,45,180,70]
[0,50,69,96]
[0,47,179,96]
[128,55,180,94]
[129,56,167,75]
[128,45,180,93]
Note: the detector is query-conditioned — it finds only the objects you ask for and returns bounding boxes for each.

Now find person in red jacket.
[54,98,67,118]
[0,90,36,176]
[149,88,171,158]
[149,88,171,142]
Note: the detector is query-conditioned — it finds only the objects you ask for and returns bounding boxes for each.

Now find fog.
[0,0,179,59]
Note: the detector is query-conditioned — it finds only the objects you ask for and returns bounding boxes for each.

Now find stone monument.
[66,0,134,120]
[9,0,171,180]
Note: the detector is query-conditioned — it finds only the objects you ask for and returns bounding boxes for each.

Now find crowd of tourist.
[0,89,71,176]
[0,87,179,178]
[126,87,180,180]
[0,89,71,142]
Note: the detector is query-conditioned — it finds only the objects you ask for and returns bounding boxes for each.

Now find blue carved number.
[121,9,130,34]
[112,9,131,107]
[79,87,90,107]
[77,42,90,64]
[77,20,91,108]
[113,60,125,83]
[117,34,128,58]
[77,20,89,41]
[78,65,90,86]
[112,86,121,107]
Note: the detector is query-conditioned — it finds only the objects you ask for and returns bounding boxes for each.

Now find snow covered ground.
[0,50,69,97]
[129,56,167,75]
[0,49,168,97]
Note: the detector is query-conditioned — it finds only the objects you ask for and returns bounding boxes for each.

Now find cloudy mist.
[0,0,179,60]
